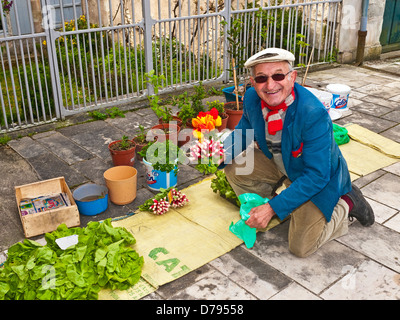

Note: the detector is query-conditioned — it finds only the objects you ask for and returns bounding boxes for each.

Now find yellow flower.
[192,112,221,140]
[42,40,46,45]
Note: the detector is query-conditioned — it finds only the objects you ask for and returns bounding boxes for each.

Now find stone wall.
[337,0,386,63]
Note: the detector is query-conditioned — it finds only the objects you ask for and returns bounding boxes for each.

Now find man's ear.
[291,70,297,86]
[250,76,256,87]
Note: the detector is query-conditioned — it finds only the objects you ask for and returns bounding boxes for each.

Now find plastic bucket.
[326,84,351,110]
[143,158,177,191]
[103,166,137,205]
[318,91,333,113]
[73,184,108,216]
[305,87,333,113]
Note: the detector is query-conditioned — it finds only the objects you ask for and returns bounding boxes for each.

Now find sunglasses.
[254,71,292,83]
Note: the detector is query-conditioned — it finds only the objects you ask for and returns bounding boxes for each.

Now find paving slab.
[166,269,258,300]
[34,131,93,165]
[338,222,400,272]
[335,110,397,133]
[380,124,400,143]
[384,213,400,233]
[337,222,400,273]
[8,136,49,159]
[71,156,112,186]
[27,152,88,188]
[320,259,400,300]
[349,99,392,117]
[361,172,400,210]
[58,121,125,160]
[105,108,158,136]
[208,246,292,299]
[269,282,321,300]
[242,221,367,295]
[367,198,398,224]
[0,146,39,250]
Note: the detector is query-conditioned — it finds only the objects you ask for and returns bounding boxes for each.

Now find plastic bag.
[229,193,269,248]
[333,123,350,145]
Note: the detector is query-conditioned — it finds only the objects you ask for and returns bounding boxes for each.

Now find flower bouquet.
[189,107,224,175]
[191,107,222,140]
[139,187,189,215]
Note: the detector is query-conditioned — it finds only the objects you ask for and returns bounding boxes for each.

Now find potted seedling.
[145,70,181,142]
[138,139,185,191]
[108,135,137,167]
[220,19,247,103]
[133,125,148,161]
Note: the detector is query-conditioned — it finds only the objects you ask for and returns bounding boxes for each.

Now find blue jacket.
[222,82,352,222]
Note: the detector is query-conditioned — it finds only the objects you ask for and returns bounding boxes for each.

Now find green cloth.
[229,193,269,248]
[333,123,350,145]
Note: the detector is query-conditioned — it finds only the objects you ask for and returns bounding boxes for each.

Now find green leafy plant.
[206,100,226,118]
[88,107,125,120]
[296,33,311,68]
[119,135,133,150]
[210,170,240,207]
[172,92,195,127]
[134,125,147,144]
[0,134,11,145]
[138,139,185,175]
[190,82,206,115]
[172,82,207,127]
[145,70,173,123]
[0,219,144,300]
[221,19,246,86]
[109,135,135,151]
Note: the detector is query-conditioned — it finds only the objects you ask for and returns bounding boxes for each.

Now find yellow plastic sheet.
[339,124,400,177]
[346,124,400,159]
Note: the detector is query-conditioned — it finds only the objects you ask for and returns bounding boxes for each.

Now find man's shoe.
[346,184,374,227]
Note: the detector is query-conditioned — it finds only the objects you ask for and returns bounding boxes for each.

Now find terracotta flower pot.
[133,137,147,161]
[103,166,137,205]
[108,139,136,166]
[218,113,229,132]
[158,116,183,127]
[150,123,181,142]
[224,101,243,130]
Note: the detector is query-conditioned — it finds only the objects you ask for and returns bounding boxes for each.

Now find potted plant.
[172,92,195,128]
[145,70,181,142]
[138,139,185,191]
[132,125,148,161]
[206,100,229,131]
[220,19,247,102]
[108,135,136,167]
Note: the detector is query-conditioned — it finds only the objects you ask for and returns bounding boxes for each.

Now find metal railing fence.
[0,0,342,133]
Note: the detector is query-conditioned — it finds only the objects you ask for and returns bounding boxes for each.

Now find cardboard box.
[15,177,80,238]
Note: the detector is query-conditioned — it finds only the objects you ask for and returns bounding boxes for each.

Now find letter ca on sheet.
[149,247,191,279]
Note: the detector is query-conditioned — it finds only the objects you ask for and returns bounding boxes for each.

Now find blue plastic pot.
[73,184,108,216]
[143,158,177,191]
[222,85,244,102]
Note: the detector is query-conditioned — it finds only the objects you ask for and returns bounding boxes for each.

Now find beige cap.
[244,48,295,68]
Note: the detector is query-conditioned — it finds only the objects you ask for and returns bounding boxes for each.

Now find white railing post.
[142,0,155,96]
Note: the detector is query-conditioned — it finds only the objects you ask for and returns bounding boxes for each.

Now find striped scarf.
[261,89,295,135]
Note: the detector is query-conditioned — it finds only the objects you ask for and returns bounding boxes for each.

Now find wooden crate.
[15,177,80,238]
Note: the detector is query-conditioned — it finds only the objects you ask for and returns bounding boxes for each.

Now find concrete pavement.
[1,57,400,300]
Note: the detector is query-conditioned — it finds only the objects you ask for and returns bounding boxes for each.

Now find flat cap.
[244,48,295,68]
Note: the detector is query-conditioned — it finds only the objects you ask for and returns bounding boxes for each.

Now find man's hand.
[245,203,276,229]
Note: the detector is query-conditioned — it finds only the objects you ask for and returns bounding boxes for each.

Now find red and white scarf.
[261,89,295,135]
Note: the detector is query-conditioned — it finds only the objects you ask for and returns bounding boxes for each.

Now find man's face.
[250,61,297,107]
